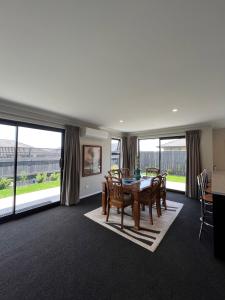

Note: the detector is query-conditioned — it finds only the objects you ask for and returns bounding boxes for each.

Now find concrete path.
[167,181,185,192]
[0,187,60,216]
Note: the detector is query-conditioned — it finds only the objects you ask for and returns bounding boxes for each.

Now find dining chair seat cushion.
[203,193,213,203]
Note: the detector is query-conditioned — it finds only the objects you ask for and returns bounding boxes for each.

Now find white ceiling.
[0,0,225,132]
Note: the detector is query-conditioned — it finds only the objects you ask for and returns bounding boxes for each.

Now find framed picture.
[82,145,102,177]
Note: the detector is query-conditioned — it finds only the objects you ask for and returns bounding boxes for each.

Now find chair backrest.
[105,176,123,201]
[160,171,168,189]
[108,169,122,178]
[108,168,130,179]
[146,167,160,177]
[201,169,209,191]
[197,173,205,199]
[120,168,130,178]
[150,175,162,193]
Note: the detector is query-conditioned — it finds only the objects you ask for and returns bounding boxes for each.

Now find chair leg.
[199,218,204,239]
[141,204,145,211]
[121,207,124,229]
[117,208,120,214]
[106,203,110,222]
[156,197,161,217]
[199,199,205,239]
[149,203,153,225]
[163,193,167,210]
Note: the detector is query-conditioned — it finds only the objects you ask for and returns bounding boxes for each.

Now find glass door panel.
[111,139,121,169]
[15,127,62,213]
[160,138,186,191]
[139,139,160,176]
[0,124,16,217]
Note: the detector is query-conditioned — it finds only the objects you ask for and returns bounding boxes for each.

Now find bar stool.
[197,173,213,239]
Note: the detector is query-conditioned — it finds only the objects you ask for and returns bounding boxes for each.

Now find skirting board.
[80,191,102,199]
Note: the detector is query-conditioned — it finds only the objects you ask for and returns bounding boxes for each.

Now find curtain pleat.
[128,136,137,175]
[185,130,201,199]
[122,136,129,169]
[61,125,80,206]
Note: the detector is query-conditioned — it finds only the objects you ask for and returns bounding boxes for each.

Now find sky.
[139,139,160,151]
[139,138,186,151]
[0,124,62,148]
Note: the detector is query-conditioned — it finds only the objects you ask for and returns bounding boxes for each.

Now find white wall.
[213,128,225,171]
[79,136,111,198]
[200,127,213,173]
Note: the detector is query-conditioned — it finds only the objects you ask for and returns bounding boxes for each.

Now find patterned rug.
[84,200,183,252]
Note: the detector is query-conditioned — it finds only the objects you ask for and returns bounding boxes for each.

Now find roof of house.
[0,139,32,148]
[161,139,186,148]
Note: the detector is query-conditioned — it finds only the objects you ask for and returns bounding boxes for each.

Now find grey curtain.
[61,125,80,206]
[128,136,137,175]
[186,130,201,199]
[122,136,129,169]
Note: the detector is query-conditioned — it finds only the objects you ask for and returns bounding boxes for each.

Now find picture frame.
[82,145,102,177]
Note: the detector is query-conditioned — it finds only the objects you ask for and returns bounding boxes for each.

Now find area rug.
[84,200,183,252]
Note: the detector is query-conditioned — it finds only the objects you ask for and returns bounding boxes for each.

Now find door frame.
[138,135,186,193]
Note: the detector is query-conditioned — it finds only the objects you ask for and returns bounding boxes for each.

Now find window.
[138,137,186,192]
[111,138,121,169]
[139,139,160,170]
[0,120,64,219]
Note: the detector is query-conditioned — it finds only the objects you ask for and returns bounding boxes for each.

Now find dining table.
[101,177,154,230]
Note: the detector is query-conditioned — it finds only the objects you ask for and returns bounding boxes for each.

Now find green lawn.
[167,175,185,183]
[0,181,60,199]
[140,172,185,183]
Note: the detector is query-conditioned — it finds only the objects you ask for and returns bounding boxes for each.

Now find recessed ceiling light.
[172,108,178,112]
[119,120,124,123]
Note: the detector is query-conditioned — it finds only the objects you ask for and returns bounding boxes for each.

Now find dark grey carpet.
[0,192,224,300]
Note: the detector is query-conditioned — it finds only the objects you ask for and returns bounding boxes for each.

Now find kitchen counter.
[212,171,225,260]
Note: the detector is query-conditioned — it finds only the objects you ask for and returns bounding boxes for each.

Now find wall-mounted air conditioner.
[80,127,109,140]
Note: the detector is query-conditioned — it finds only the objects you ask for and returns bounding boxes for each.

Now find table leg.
[133,190,140,230]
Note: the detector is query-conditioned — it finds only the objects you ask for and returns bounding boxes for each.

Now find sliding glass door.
[0,124,16,217]
[160,138,186,191]
[0,120,63,219]
[139,139,160,171]
[139,137,186,192]
[15,127,62,213]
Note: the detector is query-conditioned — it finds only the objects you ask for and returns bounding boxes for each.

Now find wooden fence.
[140,150,186,176]
[0,147,61,178]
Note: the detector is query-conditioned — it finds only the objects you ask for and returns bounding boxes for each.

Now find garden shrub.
[50,172,60,181]
[0,177,12,190]
[20,171,28,182]
[36,172,47,183]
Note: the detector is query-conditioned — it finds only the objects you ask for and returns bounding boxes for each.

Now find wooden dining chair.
[146,167,160,177]
[140,176,162,225]
[197,173,213,239]
[120,168,130,178]
[160,172,167,210]
[108,169,122,178]
[105,176,133,229]
[108,168,130,179]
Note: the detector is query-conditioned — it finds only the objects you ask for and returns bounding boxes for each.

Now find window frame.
[110,138,121,170]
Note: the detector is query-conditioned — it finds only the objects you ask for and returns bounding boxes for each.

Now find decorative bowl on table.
[122,178,136,184]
